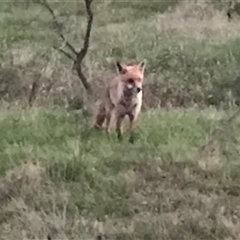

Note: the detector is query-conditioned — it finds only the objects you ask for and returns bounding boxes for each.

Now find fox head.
[116,61,146,96]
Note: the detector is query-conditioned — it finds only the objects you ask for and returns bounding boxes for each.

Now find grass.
[1,0,240,239]
[1,107,240,239]
[1,1,240,107]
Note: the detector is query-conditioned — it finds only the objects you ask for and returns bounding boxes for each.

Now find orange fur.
[94,61,146,142]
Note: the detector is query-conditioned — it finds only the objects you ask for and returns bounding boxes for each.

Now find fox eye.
[128,78,134,83]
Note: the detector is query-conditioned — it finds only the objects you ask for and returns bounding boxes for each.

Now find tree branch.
[77,0,94,62]
[38,0,94,94]
[39,0,78,56]
[74,0,94,93]
[53,46,76,61]
[28,74,41,107]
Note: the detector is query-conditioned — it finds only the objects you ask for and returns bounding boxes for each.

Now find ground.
[1,1,240,239]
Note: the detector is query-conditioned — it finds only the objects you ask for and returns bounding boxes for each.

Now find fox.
[94,61,146,142]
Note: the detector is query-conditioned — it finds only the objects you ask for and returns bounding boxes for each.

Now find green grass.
[0,107,240,239]
[1,0,240,239]
[0,107,215,174]
[1,1,240,106]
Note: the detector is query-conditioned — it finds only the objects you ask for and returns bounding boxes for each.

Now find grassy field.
[1,0,240,239]
[1,106,240,240]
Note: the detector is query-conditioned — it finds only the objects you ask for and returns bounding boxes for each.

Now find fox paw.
[129,135,134,144]
[94,124,104,130]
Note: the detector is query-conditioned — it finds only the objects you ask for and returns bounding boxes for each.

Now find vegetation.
[1,0,240,239]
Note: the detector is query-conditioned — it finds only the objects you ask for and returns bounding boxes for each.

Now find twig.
[37,0,94,93]
[53,46,76,61]
[40,0,78,56]
[74,0,94,92]
[28,76,40,107]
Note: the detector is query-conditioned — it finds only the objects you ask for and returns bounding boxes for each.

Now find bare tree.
[37,0,94,94]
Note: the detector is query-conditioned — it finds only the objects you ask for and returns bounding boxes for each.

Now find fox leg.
[105,108,113,134]
[94,102,106,130]
[116,115,124,141]
[128,114,138,143]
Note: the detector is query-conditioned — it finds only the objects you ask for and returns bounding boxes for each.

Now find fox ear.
[138,61,146,72]
[116,62,127,74]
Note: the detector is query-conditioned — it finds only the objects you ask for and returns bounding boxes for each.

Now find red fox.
[94,61,146,142]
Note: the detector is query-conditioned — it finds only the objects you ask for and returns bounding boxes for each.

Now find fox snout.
[127,83,134,90]
[126,84,142,94]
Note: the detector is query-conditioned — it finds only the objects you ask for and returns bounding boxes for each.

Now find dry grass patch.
[155,2,240,41]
